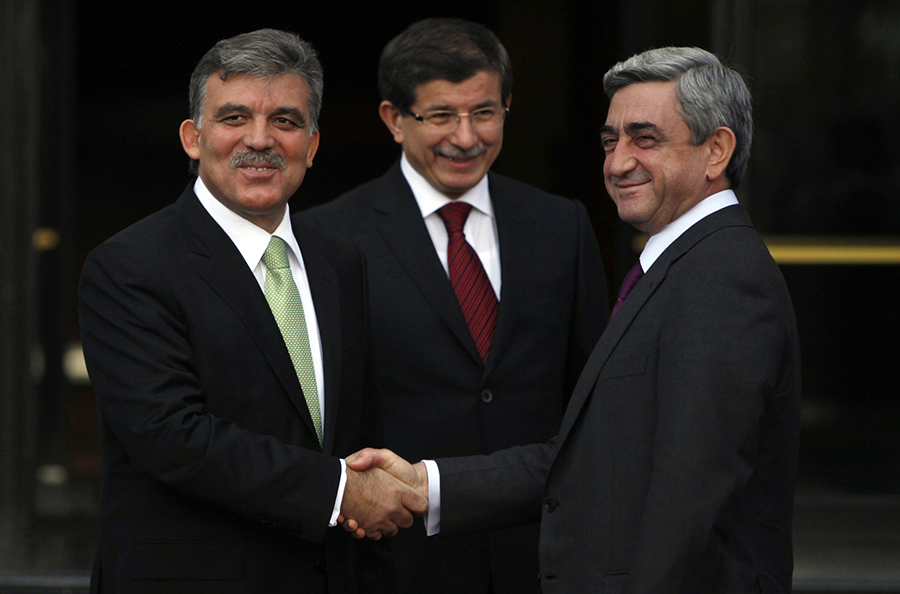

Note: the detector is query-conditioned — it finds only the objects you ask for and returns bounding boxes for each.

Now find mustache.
[433,145,486,159]
[610,172,651,186]
[230,149,287,169]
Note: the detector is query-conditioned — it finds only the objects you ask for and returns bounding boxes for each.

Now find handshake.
[338,448,429,540]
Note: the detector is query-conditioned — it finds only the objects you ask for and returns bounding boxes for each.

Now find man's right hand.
[339,448,429,539]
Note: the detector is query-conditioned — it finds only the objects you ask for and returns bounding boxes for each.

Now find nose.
[243,119,275,151]
[605,141,637,179]
[446,114,479,148]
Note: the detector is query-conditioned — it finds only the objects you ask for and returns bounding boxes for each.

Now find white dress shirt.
[639,189,739,272]
[423,189,740,536]
[401,153,505,532]
[193,177,346,524]
[401,153,502,298]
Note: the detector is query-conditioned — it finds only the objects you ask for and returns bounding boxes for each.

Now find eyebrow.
[271,107,308,125]
[424,99,499,112]
[213,103,308,125]
[214,102,249,119]
[624,122,661,136]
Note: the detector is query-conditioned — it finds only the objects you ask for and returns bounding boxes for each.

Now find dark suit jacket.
[438,204,801,594]
[301,162,608,594]
[79,184,378,594]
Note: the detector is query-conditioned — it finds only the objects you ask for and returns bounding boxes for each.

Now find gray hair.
[603,47,752,189]
[189,29,323,133]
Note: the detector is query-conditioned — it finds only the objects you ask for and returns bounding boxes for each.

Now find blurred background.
[2,0,898,591]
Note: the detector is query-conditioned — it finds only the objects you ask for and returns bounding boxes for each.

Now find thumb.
[345,447,389,471]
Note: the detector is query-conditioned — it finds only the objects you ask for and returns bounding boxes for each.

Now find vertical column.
[0,0,42,553]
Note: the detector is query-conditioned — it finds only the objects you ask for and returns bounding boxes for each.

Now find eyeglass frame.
[405,106,510,132]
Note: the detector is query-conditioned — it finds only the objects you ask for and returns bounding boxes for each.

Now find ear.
[706,126,736,182]
[379,101,405,144]
[306,129,320,168]
[179,120,202,160]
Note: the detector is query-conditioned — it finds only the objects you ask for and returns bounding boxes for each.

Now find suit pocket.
[127,541,246,580]
[599,354,648,380]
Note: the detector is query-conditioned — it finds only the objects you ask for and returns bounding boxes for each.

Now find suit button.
[481,389,493,403]
[543,498,557,512]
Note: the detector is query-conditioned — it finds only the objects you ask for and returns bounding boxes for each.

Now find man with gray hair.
[347,46,801,593]
[79,29,424,593]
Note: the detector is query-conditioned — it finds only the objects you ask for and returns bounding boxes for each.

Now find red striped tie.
[438,202,498,364]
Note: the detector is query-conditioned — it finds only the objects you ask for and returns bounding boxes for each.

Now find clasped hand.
[339,448,429,540]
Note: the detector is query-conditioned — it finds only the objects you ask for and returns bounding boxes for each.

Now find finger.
[399,485,428,516]
[387,504,415,530]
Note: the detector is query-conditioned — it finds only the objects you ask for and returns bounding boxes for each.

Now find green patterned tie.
[262,236,322,444]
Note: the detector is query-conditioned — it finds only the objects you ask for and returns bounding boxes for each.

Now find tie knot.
[437,201,473,233]
[262,236,291,270]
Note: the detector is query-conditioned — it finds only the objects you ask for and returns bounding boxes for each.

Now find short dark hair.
[604,47,752,189]
[378,18,512,114]
[186,29,323,175]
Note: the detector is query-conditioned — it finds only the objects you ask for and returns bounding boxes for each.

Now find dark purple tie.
[610,261,644,319]
[438,202,498,363]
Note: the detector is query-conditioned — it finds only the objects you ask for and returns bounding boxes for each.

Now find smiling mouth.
[614,178,650,190]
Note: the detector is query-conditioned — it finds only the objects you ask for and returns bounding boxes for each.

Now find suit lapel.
[553,204,753,448]
[175,189,321,447]
[294,219,341,455]
[486,177,535,376]
[374,164,483,364]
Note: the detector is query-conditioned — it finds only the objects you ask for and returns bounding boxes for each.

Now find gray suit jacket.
[439,204,801,594]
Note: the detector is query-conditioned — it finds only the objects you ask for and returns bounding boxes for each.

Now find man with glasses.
[302,17,607,594]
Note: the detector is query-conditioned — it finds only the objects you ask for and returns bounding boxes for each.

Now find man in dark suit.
[79,29,424,594]
[348,47,801,593]
[301,18,607,594]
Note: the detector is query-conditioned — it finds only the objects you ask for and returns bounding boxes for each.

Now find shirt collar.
[640,189,739,272]
[400,152,494,219]
[193,176,304,271]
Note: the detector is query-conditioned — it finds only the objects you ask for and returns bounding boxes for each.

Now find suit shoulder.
[300,178,384,229]
[489,172,587,219]
[292,214,364,263]
[87,204,181,262]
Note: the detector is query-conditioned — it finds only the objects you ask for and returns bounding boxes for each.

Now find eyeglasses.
[407,106,509,133]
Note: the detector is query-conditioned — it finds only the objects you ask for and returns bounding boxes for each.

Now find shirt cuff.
[329,458,348,527]
[422,459,441,536]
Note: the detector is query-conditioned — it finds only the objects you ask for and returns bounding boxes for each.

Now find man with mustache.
[79,29,424,593]
[302,17,607,594]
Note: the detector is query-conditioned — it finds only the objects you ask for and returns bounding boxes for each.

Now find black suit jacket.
[438,205,801,593]
[302,162,608,594]
[79,184,378,594]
